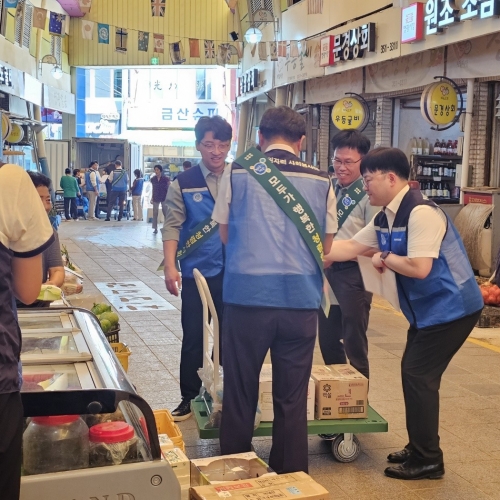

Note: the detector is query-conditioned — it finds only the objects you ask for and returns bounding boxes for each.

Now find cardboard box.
[163,447,190,482]
[189,471,329,500]
[259,364,315,421]
[190,452,275,487]
[311,364,368,419]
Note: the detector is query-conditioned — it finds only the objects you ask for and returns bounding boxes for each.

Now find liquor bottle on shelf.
[437,182,443,197]
[416,162,423,175]
[431,182,437,197]
[443,183,450,199]
[425,182,432,197]
[440,139,447,155]
[447,140,454,155]
[417,137,423,155]
[451,185,460,199]
[411,137,417,155]
[433,139,440,155]
[453,140,458,155]
[423,138,430,155]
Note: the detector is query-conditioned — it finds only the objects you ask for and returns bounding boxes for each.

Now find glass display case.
[18,308,180,500]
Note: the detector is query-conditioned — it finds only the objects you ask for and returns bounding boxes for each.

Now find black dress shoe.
[387,448,412,463]
[384,461,444,480]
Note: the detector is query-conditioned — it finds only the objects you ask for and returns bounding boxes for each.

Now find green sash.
[157,217,219,271]
[235,147,332,314]
[335,178,366,229]
[111,169,126,188]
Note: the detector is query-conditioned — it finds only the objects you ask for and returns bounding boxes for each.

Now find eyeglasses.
[362,173,387,188]
[200,141,231,153]
[333,158,361,167]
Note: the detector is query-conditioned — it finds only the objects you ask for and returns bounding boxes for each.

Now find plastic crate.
[104,324,120,343]
[153,409,186,453]
[110,342,131,372]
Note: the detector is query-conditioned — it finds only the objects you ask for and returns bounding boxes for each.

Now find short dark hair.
[115,160,122,167]
[194,116,232,143]
[259,106,306,143]
[134,169,142,178]
[331,130,371,156]
[105,165,114,175]
[65,168,71,174]
[89,161,98,169]
[183,160,192,168]
[27,171,51,189]
[360,147,410,180]
[154,164,163,172]
[73,168,80,176]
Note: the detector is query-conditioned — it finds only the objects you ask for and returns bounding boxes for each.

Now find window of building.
[287,0,303,5]
[113,70,122,98]
[95,69,112,98]
[196,69,213,101]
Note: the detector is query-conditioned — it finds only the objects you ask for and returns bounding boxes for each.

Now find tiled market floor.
[59,218,500,499]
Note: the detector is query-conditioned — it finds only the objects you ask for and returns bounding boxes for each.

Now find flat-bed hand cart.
[191,269,388,463]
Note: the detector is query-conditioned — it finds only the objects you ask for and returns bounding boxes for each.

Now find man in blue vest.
[213,106,338,473]
[105,160,129,221]
[85,160,100,220]
[324,147,483,480]
[162,116,232,421]
[318,130,379,380]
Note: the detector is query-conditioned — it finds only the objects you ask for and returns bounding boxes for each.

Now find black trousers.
[180,272,224,402]
[0,392,23,500]
[402,309,482,464]
[219,305,317,474]
[318,262,372,379]
[106,191,126,220]
[64,197,77,220]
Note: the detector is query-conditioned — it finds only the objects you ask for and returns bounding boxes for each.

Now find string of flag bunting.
[4,0,323,65]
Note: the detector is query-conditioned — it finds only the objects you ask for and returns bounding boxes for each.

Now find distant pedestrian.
[132,169,144,221]
[151,165,170,234]
[106,160,129,221]
[183,160,192,171]
[85,161,101,221]
[60,168,79,221]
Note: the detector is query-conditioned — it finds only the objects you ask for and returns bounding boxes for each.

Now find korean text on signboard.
[0,65,12,87]
[238,69,259,96]
[331,97,367,130]
[401,3,425,43]
[330,23,376,64]
[425,0,500,36]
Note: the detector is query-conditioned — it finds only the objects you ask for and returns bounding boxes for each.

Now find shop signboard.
[447,34,500,79]
[331,97,367,130]
[325,8,402,76]
[401,3,425,43]
[275,38,323,87]
[319,24,375,67]
[424,0,500,36]
[85,113,121,137]
[365,47,445,93]
[420,80,459,126]
[43,86,76,115]
[128,102,220,128]
[23,74,42,106]
[319,36,335,67]
[306,67,363,104]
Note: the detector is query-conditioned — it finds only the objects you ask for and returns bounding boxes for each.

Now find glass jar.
[23,415,89,475]
[89,421,139,467]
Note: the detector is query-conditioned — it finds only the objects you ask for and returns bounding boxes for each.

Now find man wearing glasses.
[162,115,232,421]
[318,130,379,380]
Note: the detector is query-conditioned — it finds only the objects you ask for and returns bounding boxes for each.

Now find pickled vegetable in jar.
[89,421,139,467]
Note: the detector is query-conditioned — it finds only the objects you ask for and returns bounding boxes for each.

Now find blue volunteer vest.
[224,149,330,310]
[375,188,483,328]
[177,165,224,279]
[111,169,128,192]
[85,169,100,192]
